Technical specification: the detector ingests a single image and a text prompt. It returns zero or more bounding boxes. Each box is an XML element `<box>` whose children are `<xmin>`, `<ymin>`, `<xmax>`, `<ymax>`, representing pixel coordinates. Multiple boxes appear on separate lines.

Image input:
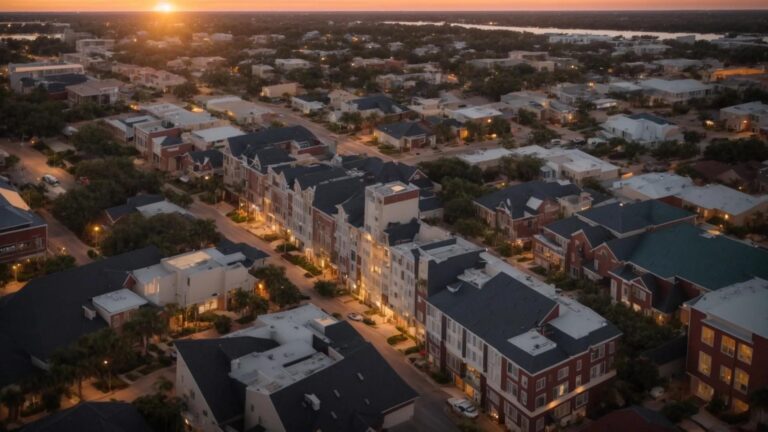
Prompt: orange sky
<box><xmin>1</xmin><ymin>0</ymin><xmax>766</xmax><ymax>11</ymax></box>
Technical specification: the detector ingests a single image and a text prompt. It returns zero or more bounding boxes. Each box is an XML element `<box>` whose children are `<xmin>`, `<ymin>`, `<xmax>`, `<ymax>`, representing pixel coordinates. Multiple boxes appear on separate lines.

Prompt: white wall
<box><xmin>382</xmin><ymin>402</ymin><xmax>416</xmax><ymax>429</ymax></box>
<box><xmin>244</xmin><ymin>389</ymin><xmax>285</xmax><ymax>432</ymax></box>
<box><xmin>176</xmin><ymin>354</ymin><xmax>222</xmax><ymax>432</ymax></box>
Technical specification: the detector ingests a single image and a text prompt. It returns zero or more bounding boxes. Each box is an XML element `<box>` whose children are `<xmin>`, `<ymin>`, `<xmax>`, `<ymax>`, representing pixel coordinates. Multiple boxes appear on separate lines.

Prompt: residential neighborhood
<box><xmin>1</xmin><ymin>8</ymin><xmax>768</xmax><ymax>432</ymax></box>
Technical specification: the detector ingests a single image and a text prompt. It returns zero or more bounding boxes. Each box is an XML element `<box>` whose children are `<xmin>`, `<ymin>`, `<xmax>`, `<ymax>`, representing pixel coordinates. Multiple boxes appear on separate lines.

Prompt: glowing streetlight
<box><xmin>12</xmin><ymin>263</ymin><xmax>21</xmax><ymax>281</ymax></box>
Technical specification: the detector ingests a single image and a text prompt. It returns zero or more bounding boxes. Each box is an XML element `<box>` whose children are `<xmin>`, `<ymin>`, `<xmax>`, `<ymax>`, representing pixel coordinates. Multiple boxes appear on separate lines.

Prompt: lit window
<box><xmin>719</xmin><ymin>366</ymin><xmax>732</xmax><ymax>384</ymax></box>
<box><xmin>721</xmin><ymin>336</ymin><xmax>736</xmax><ymax>357</ymax></box>
<box><xmin>737</xmin><ymin>344</ymin><xmax>752</xmax><ymax>365</ymax></box>
<box><xmin>734</xmin><ymin>369</ymin><xmax>749</xmax><ymax>393</ymax></box>
<box><xmin>553</xmin><ymin>383</ymin><xmax>569</xmax><ymax>399</ymax></box>
<box><xmin>698</xmin><ymin>351</ymin><xmax>711</xmax><ymax>376</ymax></box>
<box><xmin>701</xmin><ymin>326</ymin><xmax>714</xmax><ymax>346</ymax></box>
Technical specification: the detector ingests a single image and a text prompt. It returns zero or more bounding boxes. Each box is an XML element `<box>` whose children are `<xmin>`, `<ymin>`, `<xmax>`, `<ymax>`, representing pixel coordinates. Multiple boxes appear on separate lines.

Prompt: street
<box><xmin>186</xmin><ymin>199</ymin><xmax>503</xmax><ymax>432</ymax></box>
<box><xmin>0</xmin><ymin>139</ymin><xmax>93</xmax><ymax>264</ymax></box>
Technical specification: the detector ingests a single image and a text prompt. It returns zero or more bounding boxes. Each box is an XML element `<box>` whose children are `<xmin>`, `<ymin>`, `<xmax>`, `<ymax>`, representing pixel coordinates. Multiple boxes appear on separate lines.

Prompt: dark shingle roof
<box><xmin>384</xmin><ymin>218</ymin><xmax>421</xmax><ymax>245</ymax></box>
<box><xmin>582</xmin><ymin>405</ymin><xmax>676</xmax><ymax>432</ymax></box>
<box><xmin>0</xmin><ymin>247</ymin><xmax>163</xmax><ymax>386</ymax></box>
<box><xmin>251</xmin><ymin>147</ymin><xmax>295</xmax><ymax>173</ymax></box>
<box><xmin>174</xmin><ymin>337</ymin><xmax>279</xmax><ymax>426</ymax></box>
<box><xmin>274</xmin><ymin>164</ymin><xmax>334</xmax><ymax>188</ymax></box>
<box><xmin>270</xmin><ymin>343</ymin><xmax>417</xmax><ymax>432</ymax></box>
<box><xmin>474</xmin><ymin>181</ymin><xmax>582</xmax><ymax>219</ymax></box>
<box><xmin>0</xmin><ymin>180</ymin><xmax>46</xmax><ymax>233</ymax></box>
<box><xmin>351</xmin><ymin>94</ymin><xmax>409</xmax><ymax>115</ymax></box>
<box><xmin>227</xmin><ymin>126</ymin><xmax>318</xmax><ymax>158</ymax></box>
<box><xmin>577</xmin><ymin>200</ymin><xmax>693</xmax><ymax>235</ymax></box>
<box><xmin>641</xmin><ymin>335</ymin><xmax>687</xmax><ymax>366</ymax></box>
<box><xmin>312</xmin><ymin>177</ymin><xmax>365</xmax><ymax>215</ymax></box>
<box><xmin>605</xmin><ymin>223</ymin><xmax>768</xmax><ymax>291</ymax></box>
<box><xmin>338</xmin><ymin>189</ymin><xmax>366</xmax><ymax>228</ymax></box>
<box><xmin>342</xmin><ymin>157</ymin><xmax>426</xmax><ymax>188</ymax></box>
<box><xmin>544</xmin><ymin>216</ymin><xmax>593</xmax><ymax>239</ymax></box>
<box><xmin>20</xmin><ymin>402</ymin><xmax>153</xmax><ymax>432</ymax></box>
<box><xmin>105</xmin><ymin>194</ymin><xmax>165</xmax><ymax>223</ymax></box>
<box><xmin>429</xmin><ymin>272</ymin><xmax>620</xmax><ymax>373</ymax></box>
<box><xmin>187</xmin><ymin>149</ymin><xmax>224</xmax><ymax>168</ymax></box>
<box><xmin>215</xmin><ymin>239</ymin><xmax>269</xmax><ymax>268</ymax></box>
<box><xmin>375</xmin><ymin>121</ymin><xmax>432</xmax><ymax>139</ymax></box>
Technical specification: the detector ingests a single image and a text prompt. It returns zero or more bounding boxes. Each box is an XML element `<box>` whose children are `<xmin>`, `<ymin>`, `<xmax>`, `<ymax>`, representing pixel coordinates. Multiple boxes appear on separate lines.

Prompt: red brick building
<box><xmin>473</xmin><ymin>181</ymin><xmax>585</xmax><ymax>245</ymax></box>
<box><xmin>683</xmin><ymin>278</ymin><xmax>768</xmax><ymax>414</ymax></box>
<box><xmin>426</xmin><ymin>271</ymin><xmax>621</xmax><ymax>432</ymax></box>
<box><xmin>0</xmin><ymin>180</ymin><xmax>47</xmax><ymax>264</ymax></box>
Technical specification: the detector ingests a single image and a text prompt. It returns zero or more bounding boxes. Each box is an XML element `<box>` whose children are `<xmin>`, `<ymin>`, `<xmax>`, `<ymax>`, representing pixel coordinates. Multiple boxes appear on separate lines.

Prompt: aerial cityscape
<box><xmin>0</xmin><ymin>5</ymin><xmax>767</xmax><ymax>432</ymax></box>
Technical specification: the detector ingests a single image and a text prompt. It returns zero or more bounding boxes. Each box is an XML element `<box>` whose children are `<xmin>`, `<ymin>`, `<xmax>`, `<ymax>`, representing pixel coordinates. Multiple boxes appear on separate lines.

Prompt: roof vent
<box><xmin>333</xmin><ymin>389</ymin><xmax>340</xmax><ymax>398</ymax></box>
<box><xmin>82</xmin><ymin>305</ymin><xmax>97</xmax><ymax>320</ymax></box>
<box><xmin>357</xmin><ymin>372</ymin><xmax>365</xmax><ymax>381</ymax></box>
<box><xmin>447</xmin><ymin>282</ymin><xmax>461</xmax><ymax>294</ymax></box>
<box><xmin>304</xmin><ymin>393</ymin><xmax>321</xmax><ymax>411</ymax></box>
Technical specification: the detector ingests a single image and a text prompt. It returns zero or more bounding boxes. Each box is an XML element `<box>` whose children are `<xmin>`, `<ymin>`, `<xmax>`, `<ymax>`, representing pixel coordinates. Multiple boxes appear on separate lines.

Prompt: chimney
<box><xmin>304</xmin><ymin>393</ymin><xmax>321</xmax><ymax>411</ymax></box>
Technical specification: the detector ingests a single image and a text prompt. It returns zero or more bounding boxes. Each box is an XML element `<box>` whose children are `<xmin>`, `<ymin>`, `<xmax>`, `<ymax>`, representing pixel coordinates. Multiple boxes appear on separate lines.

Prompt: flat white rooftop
<box><xmin>457</xmin><ymin>148</ymin><xmax>513</xmax><ymax>165</ymax></box>
<box><xmin>691</xmin><ymin>278</ymin><xmax>768</xmax><ymax>340</ymax></box>
<box><xmin>612</xmin><ymin>172</ymin><xmax>693</xmax><ymax>199</ymax></box>
<box><xmin>92</xmin><ymin>288</ymin><xmax>147</xmax><ymax>314</ymax></box>
<box><xmin>676</xmin><ymin>184</ymin><xmax>768</xmax><ymax>216</ymax></box>
<box><xmin>508</xmin><ymin>329</ymin><xmax>556</xmax><ymax>356</ymax></box>
<box><xmin>191</xmin><ymin>125</ymin><xmax>245</xmax><ymax>143</ymax></box>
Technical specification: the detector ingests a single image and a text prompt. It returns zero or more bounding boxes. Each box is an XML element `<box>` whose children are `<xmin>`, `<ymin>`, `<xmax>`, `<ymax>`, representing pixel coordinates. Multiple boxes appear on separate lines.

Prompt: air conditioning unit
<box><xmin>82</xmin><ymin>305</ymin><xmax>97</xmax><ymax>320</ymax></box>
<box><xmin>304</xmin><ymin>393</ymin><xmax>320</xmax><ymax>411</ymax></box>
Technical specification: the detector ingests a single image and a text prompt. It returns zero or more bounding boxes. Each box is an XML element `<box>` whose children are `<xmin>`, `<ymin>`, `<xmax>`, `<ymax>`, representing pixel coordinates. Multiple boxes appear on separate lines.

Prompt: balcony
<box><xmin>533</xmin><ymin>234</ymin><xmax>565</xmax><ymax>256</ymax></box>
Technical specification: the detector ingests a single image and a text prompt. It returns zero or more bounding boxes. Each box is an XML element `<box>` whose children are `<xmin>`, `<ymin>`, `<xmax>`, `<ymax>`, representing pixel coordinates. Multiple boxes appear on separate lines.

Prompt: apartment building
<box><xmin>532</xmin><ymin>200</ymin><xmax>695</xmax><ymax>279</ymax></box>
<box><xmin>8</xmin><ymin>61</ymin><xmax>85</xmax><ymax>92</ymax></box>
<box><xmin>75</xmin><ymin>38</ymin><xmax>115</xmax><ymax>54</ymax></box>
<box><xmin>174</xmin><ymin>304</ymin><xmax>417</xmax><ymax>432</ymax></box>
<box><xmin>719</xmin><ymin>101</ymin><xmax>768</xmax><ymax>133</ymax></box>
<box><xmin>665</xmin><ymin>184</ymin><xmax>768</xmax><ymax>226</ymax></box>
<box><xmin>0</xmin><ymin>179</ymin><xmax>47</xmax><ymax>263</ymax></box>
<box><xmin>425</xmin><ymin>265</ymin><xmax>621</xmax><ymax>432</ymax></box>
<box><xmin>601</xmin><ymin>113</ymin><xmax>683</xmax><ymax>146</ymax></box>
<box><xmin>66</xmin><ymin>78</ymin><xmax>125</xmax><ymax>106</ymax></box>
<box><xmin>511</xmin><ymin>146</ymin><xmax>621</xmax><ymax>185</ymax></box>
<box><xmin>639</xmin><ymin>79</ymin><xmax>714</xmax><ymax>105</ymax></box>
<box><xmin>128</xmin><ymin>247</ymin><xmax>256</xmax><ymax>313</ymax></box>
<box><xmin>474</xmin><ymin>181</ymin><xmax>587</xmax><ymax>244</ymax></box>
<box><xmin>684</xmin><ymin>277</ymin><xmax>767</xmax><ymax>414</ymax></box>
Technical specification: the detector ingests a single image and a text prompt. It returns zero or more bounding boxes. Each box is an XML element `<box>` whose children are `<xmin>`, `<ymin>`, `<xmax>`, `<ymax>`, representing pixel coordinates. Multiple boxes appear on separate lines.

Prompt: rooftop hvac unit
<box><xmin>304</xmin><ymin>393</ymin><xmax>321</xmax><ymax>411</ymax></box>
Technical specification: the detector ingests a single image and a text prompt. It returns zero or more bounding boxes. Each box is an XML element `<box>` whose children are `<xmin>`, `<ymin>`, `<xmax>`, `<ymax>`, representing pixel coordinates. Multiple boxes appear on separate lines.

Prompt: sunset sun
<box><xmin>153</xmin><ymin>2</ymin><xmax>174</xmax><ymax>12</ymax></box>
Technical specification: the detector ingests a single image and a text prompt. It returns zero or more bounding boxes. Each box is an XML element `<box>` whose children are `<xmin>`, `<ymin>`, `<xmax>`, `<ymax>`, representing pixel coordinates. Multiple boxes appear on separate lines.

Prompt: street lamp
<box><xmin>12</xmin><ymin>263</ymin><xmax>21</xmax><ymax>281</ymax></box>
<box><xmin>103</xmin><ymin>359</ymin><xmax>112</xmax><ymax>393</ymax></box>
<box><xmin>93</xmin><ymin>225</ymin><xmax>102</xmax><ymax>247</ymax></box>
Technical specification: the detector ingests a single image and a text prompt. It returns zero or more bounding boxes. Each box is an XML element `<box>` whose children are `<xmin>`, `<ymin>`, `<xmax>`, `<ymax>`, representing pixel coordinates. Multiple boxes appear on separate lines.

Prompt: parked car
<box><xmin>347</xmin><ymin>312</ymin><xmax>364</xmax><ymax>322</ymax></box>
<box><xmin>447</xmin><ymin>398</ymin><xmax>479</xmax><ymax>419</ymax></box>
<box><xmin>42</xmin><ymin>174</ymin><xmax>60</xmax><ymax>185</ymax></box>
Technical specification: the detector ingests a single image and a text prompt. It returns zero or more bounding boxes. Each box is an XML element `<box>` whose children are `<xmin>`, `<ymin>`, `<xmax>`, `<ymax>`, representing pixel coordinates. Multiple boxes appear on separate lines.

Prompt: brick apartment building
<box><xmin>0</xmin><ymin>179</ymin><xmax>47</xmax><ymax>263</ymax></box>
<box><xmin>683</xmin><ymin>278</ymin><xmax>767</xmax><ymax>414</ymax></box>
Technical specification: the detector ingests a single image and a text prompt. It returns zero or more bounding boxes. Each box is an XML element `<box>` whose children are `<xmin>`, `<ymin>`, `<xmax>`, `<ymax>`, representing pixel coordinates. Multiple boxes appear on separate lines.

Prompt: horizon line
<box><xmin>2</xmin><ymin>8</ymin><xmax>768</xmax><ymax>12</ymax></box>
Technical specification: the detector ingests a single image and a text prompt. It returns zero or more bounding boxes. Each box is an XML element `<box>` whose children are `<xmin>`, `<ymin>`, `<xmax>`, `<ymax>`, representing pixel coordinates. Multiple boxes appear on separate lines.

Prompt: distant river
<box><xmin>383</xmin><ymin>21</ymin><xmax>723</xmax><ymax>41</ymax></box>
<box><xmin>0</xmin><ymin>33</ymin><xmax>64</xmax><ymax>40</ymax></box>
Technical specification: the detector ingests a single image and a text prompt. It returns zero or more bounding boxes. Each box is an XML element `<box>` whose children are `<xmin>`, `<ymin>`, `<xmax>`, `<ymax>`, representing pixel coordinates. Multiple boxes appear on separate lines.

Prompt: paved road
<box><xmin>0</xmin><ymin>139</ymin><xmax>92</xmax><ymax>264</ymax></box>
<box><xmin>186</xmin><ymin>199</ymin><xmax>487</xmax><ymax>432</ymax></box>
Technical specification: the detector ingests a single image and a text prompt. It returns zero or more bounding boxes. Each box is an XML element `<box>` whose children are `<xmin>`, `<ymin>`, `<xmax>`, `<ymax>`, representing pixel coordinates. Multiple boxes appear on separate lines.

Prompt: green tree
<box><xmin>100</xmin><ymin>213</ymin><xmax>220</xmax><ymax>257</ymax></box>
<box><xmin>0</xmin><ymin>387</ymin><xmax>24</xmax><ymax>422</ymax></box>
<box><xmin>123</xmin><ymin>308</ymin><xmax>168</xmax><ymax>356</ymax></box>
<box><xmin>172</xmin><ymin>81</ymin><xmax>198</xmax><ymax>100</ymax></box>
<box><xmin>133</xmin><ymin>393</ymin><xmax>186</xmax><ymax>432</ymax></box>
<box><xmin>313</xmin><ymin>280</ymin><xmax>338</xmax><ymax>297</ymax></box>
<box><xmin>71</xmin><ymin>122</ymin><xmax>124</xmax><ymax>156</ymax></box>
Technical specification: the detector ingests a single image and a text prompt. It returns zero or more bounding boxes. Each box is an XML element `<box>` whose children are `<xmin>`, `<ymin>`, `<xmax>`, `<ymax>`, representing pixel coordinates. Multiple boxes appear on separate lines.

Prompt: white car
<box><xmin>447</xmin><ymin>398</ymin><xmax>479</xmax><ymax>419</ymax></box>
<box><xmin>42</xmin><ymin>174</ymin><xmax>60</xmax><ymax>186</ymax></box>
<box><xmin>347</xmin><ymin>312</ymin><xmax>364</xmax><ymax>322</ymax></box>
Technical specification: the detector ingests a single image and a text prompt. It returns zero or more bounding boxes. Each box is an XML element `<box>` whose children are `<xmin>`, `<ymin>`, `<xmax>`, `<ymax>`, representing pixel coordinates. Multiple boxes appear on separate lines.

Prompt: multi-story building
<box><xmin>0</xmin><ymin>179</ymin><xmax>47</xmax><ymax>263</ymax></box>
<box><xmin>683</xmin><ymin>277</ymin><xmax>767</xmax><ymax>414</ymax></box>
<box><xmin>128</xmin><ymin>247</ymin><xmax>257</xmax><ymax>313</ymax></box>
<box><xmin>66</xmin><ymin>78</ymin><xmax>125</xmax><ymax>106</ymax></box>
<box><xmin>175</xmin><ymin>304</ymin><xmax>417</xmax><ymax>432</ymax></box>
<box><xmin>719</xmin><ymin>101</ymin><xmax>768</xmax><ymax>133</ymax></box>
<box><xmin>425</xmin><ymin>260</ymin><xmax>621</xmax><ymax>432</ymax></box>
<box><xmin>473</xmin><ymin>180</ymin><xmax>588</xmax><ymax>245</ymax></box>
<box><xmin>532</xmin><ymin>200</ymin><xmax>695</xmax><ymax>279</ymax></box>
<box><xmin>601</xmin><ymin>113</ymin><xmax>684</xmax><ymax>146</ymax></box>
<box><xmin>74</xmin><ymin>38</ymin><xmax>115</xmax><ymax>54</ymax></box>
<box><xmin>8</xmin><ymin>61</ymin><xmax>85</xmax><ymax>92</ymax></box>
<box><xmin>639</xmin><ymin>79</ymin><xmax>713</xmax><ymax>104</ymax></box>
<box><xmin>511</xmin><ymin>146</ymin><xmax>621</xmax><ymax>185</ymax></box>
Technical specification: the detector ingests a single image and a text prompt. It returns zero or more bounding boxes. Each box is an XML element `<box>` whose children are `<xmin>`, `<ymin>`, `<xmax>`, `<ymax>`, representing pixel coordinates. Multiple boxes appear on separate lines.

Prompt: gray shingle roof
<box><xmin>351</xmin><ymin>94</ymin><xmax>409</xmax><ymax>115</ymax></box>
<box><xmin>19</xmin><ymin>402</ymin><xmax>154</xmax><ymax>432</ymax></box>
<box><xmin>105</xmin><ymin>194</ymin><xmax>165</xmax><ymax>223</ymax></box>
<box><xmin>577</xmin><ymin>200</ymin><xmax>693</xmax><ymax>235</ymax></box>
<box><xmin>313</xmin><ymin>177</ymin><xmax>365</xmax><ymax>216</ymax></box>
<box><xmin>187</xmin><ymin>149</ymin><xmax>224</xmax><ymax>169</ymax></box>
<box><xmin>474</xmin><ymin>181</ymin><xmax>581</xmax><ymax>219</ymax></box>
<box><xmin>0</xmin><ymin>247</ymin><xmax>164</xmax><ymax>386</ymax></box>
<box><xmin>227</xmin><ymin>126</ymin><xmax>319</xmax><ymax>158</ymax></box>
<box><xmin>375</xmin><ymin>121</ymin><xmax>431</xmax><ymax>139</ymax></box>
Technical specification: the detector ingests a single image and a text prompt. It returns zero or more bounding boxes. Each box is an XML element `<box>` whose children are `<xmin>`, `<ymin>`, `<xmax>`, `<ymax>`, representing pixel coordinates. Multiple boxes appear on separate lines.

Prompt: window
<box><xmin>721</xmin><ymin>336</ymin><xmax>736</xmax><ymax>357</ymax></box>
<box><xmin>554</xmin><ymin>401</ymin><xmax>571</xmax><ymax>419</ymax></box>
<box><xmin>520</xmin><ymin>417</ymin><xmax>529</xmax><ymax>432</ymax></box>
<box><xmin>520</xmin><ymin>391</ymin><xmax>528</xmax><ymax>406</ymax></box>
<box><xmin>575</xmin><ymin>375</ymin><xmax>582</xmax><ymax>387</ymax></box>
<box><xmin>536</xmin><ymin>418</ymin><xmax>545</xmax><ymax>431</ymax></box>
<box><xmin>521</xmin><ymin>375</ymin><xmax>528</xmax><ymax>389</ymax></box>
<box><xmin>701</xmin><ymin>326</ymin><xmax>714</xmax><ymax>346</ymax></box>
<box><xmin>536</xmin><ymin>377</ymin><xmax>546</xmax><ymax>391</ymax></box>
<box><xmin>535</xmin><ymin>394</ymin><xmax>547</xmax><ymax>409</ymax></box>
<box><xmin>553</xmin><ymin>383</ymin><xmax>569</xmax><ymax>399</ymax></box>
<box><xmin>720</xmin><ymin>366</ymin><xmax>733</xmax><ymax>384</ymax></box>
<box><xmin>507</xmin><ymin>362</ymin><xmax>519</xmax><ymax>381</ymax></box>
<box><xmin>698</xmin><ymin>352</ymin><xmax>712</xmax><ymax>376</ymax></box>
<box><xmin>507</xmin><ymin>381</ymin><xmax>519</xmax><ymax>398</ymax></box>
<box><xmin>590</xmin><ymin>345</ymin><xmax>605</xmax><ymax>361</ymax></box>
<box><xmin>609</xmin><ymin>341</ymin><xmax>615</xmax><ymax>355</ymax></box>
<box><xmin>575</xmin><ymin>392</ymin><xmax>588</xmax><ymax>408</ymax></box>
<box><xmin>505</xmin><ymin>402</ymin><xmax>517</xmax><ymax>424</ymax></box>
<box><xmin>734</xmin><ymin>369</ymin><xmax>749</xmax><ymax>393</ymax></box>
<box><xmin>738</xmin><ymin>344</ymin><xmax>753</xmax><ymax>365</ymax></box>
<box><xmin>558</xmin><ymin>367</ymin><xmax>569</xmax><ymax>380</ymax></box>
<box><xmin>576</xmin><ymin>359</ymin><xmax>582</xmax><ymax>371</ymax></box>
<box><xmin>590</xmin><ymin>363</ymin><xmax>605</xmax><ymax>380</ymax></box>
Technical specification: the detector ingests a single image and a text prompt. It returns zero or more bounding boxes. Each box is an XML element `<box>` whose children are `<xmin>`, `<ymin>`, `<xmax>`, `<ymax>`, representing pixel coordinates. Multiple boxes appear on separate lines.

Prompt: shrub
<box><xmin>662</xmin><ymin>399</ymin><xmax>698</xmax><ymax>423</ymax></box>
<box><xmin>497</xmin><ymin>243</ymin><xmax>513</xmax><ymax>257</ymax></box>
<box><xmin>387</xmin><ymin>334</ymin><xmax>408</xmax><ymax>345</ymax></box>
<box><xmin>363</xmin><ymin>317</ymin><xmax>376</xmax><ymax>326</ymax></box>
<box><xmin>314</xmin><ymin>280</ymin><xmax>338</xmax><ymax>297</ymax></box>
<box><xmin>404</xmin><ymin>345</ymin><xmax>422</xmax><ymax>355</ymax></box>
<box><xmin>430</xmin><ymin>370</ymin><xmax>451</xmax><ymax>384</ymax></box>
<box><xmin>214</xmin><ymin>315</ymin><xmax>232</xmax><ymax>334</ymax></box>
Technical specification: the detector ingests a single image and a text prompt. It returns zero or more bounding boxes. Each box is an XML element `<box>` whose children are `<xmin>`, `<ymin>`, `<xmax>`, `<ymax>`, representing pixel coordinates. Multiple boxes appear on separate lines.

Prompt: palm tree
<box><xmin>124</xmin><ymin>308</ymin><xmax>168</xmax><ymax>356</ymax></box>
<box><xmin>232</xmin><ymin>289</ymin><xmax>251</xmax><ymax>317</ymax></box>
<box><xmin>248</xmin><ymin>294</ymin><xmax>269</xmax><ymax>318</ymax></box>
<box><xmin>50</xmin><ymin>345</ymin><xmax>91</xmax><ymax>401</ymax></box>
<box><xmin>163</xmin><ymin>303</ymin><xmax>182</xmax><ymax>331</ymax></box>
<box><xmin>0</xmin><ymin>386</ymin><xmax>24</xmax><ymax>422</ymax></box>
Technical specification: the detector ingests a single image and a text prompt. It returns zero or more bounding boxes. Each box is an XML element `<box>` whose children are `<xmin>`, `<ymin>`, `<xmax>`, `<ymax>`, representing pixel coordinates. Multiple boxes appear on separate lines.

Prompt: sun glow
<box><xmin>153</xmin><ymin>2</ymin><xmax>174</xmax><ymax>12</ymax></box>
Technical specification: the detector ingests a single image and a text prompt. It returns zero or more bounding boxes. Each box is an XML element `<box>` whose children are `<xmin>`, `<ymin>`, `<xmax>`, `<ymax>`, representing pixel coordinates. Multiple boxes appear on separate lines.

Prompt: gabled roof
<box><xmin>429</xmin><ymin>272</ymin><xmax>620</xmax><ymax>373</ymax></box>
<box><xmin>251</xmin><ymin>147</ymin><xmax>295</xmax><ymax>173</ymax></box>
<box><xmin>227</xmin><ymin>126</ymin><xmax>318</xmax><ymax>158</ymax></box>
<box><xmin>187</xmin><ymin>149</ymin><xmax>224</xmax><ymax>169</ymax></box>
<box><xmin>384</xmin><ymin>218</ymin><xmax>421</xmax><ymax>245</ymax></box>
<box><xmin>604</xmin><ymin>223</ymin><xmax>768</xmax><ymax>291</ymax></box>
<box><xmin>0</xmin><ymin>247</ymin><xmax>164</xmax><ymax>386</ymax></box>
<box><xmin>270</xmin><ymin>342</ymin><xmax>417</xmax><ymax>432</ymax></box>
<box><xmin>295</xmin><ymin>167</ymin><xmax>349</xmax><ymax>190</ymax></box>
<box><xmin>0</xmin><ymin>179</ymin><xmax>46</xmax><ymax>233</ymax></box>
<box><xmin>375</xmin><ymin>121</ymin><xmax>432</xmax><ymax>139</ymax></box>
<box><xmin>175</xmin><ymin>337</ymin><xmax>279</xmax><ymax>426</ymax></box>
<box><xmin>577</xmin><ymin>200</ymin><xmax>693</xmax><ymax>235</ymax></box>
<box><xmin>341</xmin><ymin>156</ymin><xmax>432</xmax><ymax>189</ymax></box>
<box><xmin>19</xmin><ymin>402</ymin><xmax>154</xmax><ymax>432</ymax></box>
<box><xmin>350</xmin><ymin>94</ymin><xmax>409</xmax><ymax>115</ymax></box>
<box><xmin>474</xmin><ymin>180</ymin><xmax>581</xmax><ymax>219</ymax></box>
<box><xmin>338</xmin><ymin>189</ymin><xmax>366</xmax><ymax>228</ymax></box>
<box><xmin>274</xmin><ymin>164</ymin><xmax>334</xmax><ymax>189</ymax></box>
<box><xmin>105</xmin><ymin>194</ymin><xmax>165</xmax><ymax>223</ymax></box>
<box><xmin>312</xmin><ymin>177</ymin><xmax>365</xmax><ymax>215</ymax></box>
